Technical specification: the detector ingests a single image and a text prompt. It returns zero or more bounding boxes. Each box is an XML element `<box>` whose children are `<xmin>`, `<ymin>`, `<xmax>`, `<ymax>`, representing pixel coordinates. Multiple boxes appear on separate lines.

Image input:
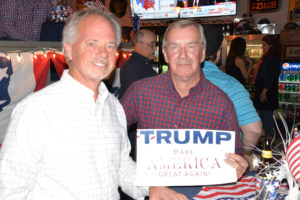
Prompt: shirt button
<box><xmin>174</xmin><ymin>124</ymin><xmax>178</xmax><ymax>128</ymax></box>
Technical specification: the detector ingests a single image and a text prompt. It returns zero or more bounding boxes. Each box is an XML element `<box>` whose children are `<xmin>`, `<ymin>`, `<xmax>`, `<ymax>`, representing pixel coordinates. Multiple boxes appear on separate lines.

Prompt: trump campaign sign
<box><xmin>136</xmin><ymin>129</ymin><xmax>237</xmax><ymax>186</ymax></box>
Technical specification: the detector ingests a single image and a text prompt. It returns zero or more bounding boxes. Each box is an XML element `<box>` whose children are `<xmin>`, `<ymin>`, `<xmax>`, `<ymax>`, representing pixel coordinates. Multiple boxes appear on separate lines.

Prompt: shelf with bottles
<box><xmin>279</xmin><ymin>102</ymin><xmax>300</xmax><ymax>106</ymax></box>
<box><xmin>278</xmin><ymin>84</ymin><xmax>300</xmax><ymax>96</ymax></box>
<box><xmin>279</xmin><ymin>81</ymin><xmax>300</xmax><ymax>84</ymax></box>
<box><xmin>279</xmin><ymin>91</ymin><xmax>300</xmax><ymax>94</ymax></box>
<box><xmin>278</xmin><ymin>93</ymin><xmax>300</xmax><ymax>104</ymax></box>
<box><xmin>279</xmin><ymin>70</ymin><xmax>300</xmax><ymax>82</ymax></box>
<box><xmin>278</xmin><ymin>69</ymin><xmax>300</xmax><ymax>94</ymax></box>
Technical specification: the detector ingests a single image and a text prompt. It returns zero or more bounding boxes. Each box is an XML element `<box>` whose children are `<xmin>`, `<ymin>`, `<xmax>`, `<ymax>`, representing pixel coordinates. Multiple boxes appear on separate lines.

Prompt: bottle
<box><xmin>261</xmin><ymin>138</ymin><xmax>273</xmax><ymax>166</ymax></box>
<box><xmin>256</xmin><ymin>137</ymin><xmax>277</xmax><ymax>200</ymax></box>
<box><xmin>283</xmin><ymin>71</ymin><xmax>287</xmax><ymax>81</ymax></box>
<box><xmin>256</xmin><ymin>138</ymin><xmax>273</xmax><ymax>175</ymax></box>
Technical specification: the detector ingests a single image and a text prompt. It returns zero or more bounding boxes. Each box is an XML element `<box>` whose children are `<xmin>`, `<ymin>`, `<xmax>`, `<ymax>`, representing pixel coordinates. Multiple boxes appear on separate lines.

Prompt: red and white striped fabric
<box><xmin>193</xmin><ymin>175</ymin><xmax>288</xmax><ymax>200</ymax></box>
<box><xmin>194</xmin><ymin>176</ymin><xmax>256</xmax><ymax>199</ymax></box>
<box><xmin>0</xmin><ymin>52</ymin><xmax>67</xmax><ymax>145</ymax></box>
<box><xmin>286</xmin><ymin>137</ymin><xmax>300</xmax><ymax>181</ymax></box>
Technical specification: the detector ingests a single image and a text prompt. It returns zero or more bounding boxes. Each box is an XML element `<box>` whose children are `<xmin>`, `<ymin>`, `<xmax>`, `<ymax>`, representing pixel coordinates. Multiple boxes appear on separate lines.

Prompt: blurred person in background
<box><xmin>225</xmin><ymin>37</ymin><xmax>253</xmax><ymax>86</ymax></box>
<box><xmin>119</xmin><ymin>29</ymin><xmax>157</xmax><ymax>99</ymax></box>
<box><xmin>118</xmin><ymin>29</ymin><xmax>158</xmax><ymax>165</ymax></box>
<box><xmin>203</xmin><ymin>25</ymin><xmax>262</xmax><ymax>155</ymax></box>
<box><xmin>253</xmin><ymin>35</ymin><xmax>281</xmax><ymax>138</ymax></box>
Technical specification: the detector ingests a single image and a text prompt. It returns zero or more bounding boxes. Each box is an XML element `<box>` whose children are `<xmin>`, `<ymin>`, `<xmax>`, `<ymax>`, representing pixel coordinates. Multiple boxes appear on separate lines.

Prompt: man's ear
<box><xmin>216</xmin><ymin>49</ymin><xmax>221</xmax><ymax>61</ymax></box>
<box><xmin>200</xmin><ymin>48</ymin><xmax>206</xmax><ymax>63</ymax></box>
<box><xmin>64</xmin><ymin>43</ymin><xmax>72</xmax><ymax>61</ymax></box>
<box><xmin>162</xmin><ymin>48</ymin><xmax>169</xmax><ymax>63</ymax></box>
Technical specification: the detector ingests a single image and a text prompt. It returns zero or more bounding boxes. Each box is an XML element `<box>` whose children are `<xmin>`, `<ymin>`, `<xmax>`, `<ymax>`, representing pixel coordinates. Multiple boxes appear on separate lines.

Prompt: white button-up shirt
<box><xmin>0</xmin><ymin>71</ymin><xmax>148</xmax><ymax>200</ymax></box>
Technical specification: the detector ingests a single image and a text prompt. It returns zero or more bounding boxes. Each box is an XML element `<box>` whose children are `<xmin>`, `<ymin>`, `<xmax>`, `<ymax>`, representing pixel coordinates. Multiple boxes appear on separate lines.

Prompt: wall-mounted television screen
<box><xmin>130</xmin><ymin>0</ymin><xmax>237</xmax><ymax>20</ymax></box>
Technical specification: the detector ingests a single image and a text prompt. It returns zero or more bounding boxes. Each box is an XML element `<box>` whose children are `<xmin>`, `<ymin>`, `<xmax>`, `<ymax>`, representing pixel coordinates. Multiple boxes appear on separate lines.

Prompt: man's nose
<box><xmin>96</xmin><ymin>45</ymin><xmax>108</xmax><ymax>57</ymax></box>
<box><xmin>179</xmin><ymin>46</ymin><xmax>188</xmax><ymax>58</ymax></box>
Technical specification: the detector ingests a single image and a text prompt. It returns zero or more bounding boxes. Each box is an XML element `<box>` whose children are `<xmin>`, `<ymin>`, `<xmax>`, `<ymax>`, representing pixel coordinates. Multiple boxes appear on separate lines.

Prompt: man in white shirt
<box><xmin>0</xmin><ymin>8</ymin><xmax>187</xmax><ymax>200</ymax></box>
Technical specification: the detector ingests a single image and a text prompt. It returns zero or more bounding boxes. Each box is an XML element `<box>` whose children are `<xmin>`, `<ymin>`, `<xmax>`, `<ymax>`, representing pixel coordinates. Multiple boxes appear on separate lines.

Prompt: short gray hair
<box><xmin>132</xmin><ymin>30</ymin><xmax>145</xmax><ymax>45</ymax></box>
<box><xmin>62</xmin><ymin>8</ymin><xmax>121</xmax><ymax>61</ymax></box>
<box><xmin>162</xmin><ymin>20</ymin><xmax>206</xmax><ymax>50</ymax></box>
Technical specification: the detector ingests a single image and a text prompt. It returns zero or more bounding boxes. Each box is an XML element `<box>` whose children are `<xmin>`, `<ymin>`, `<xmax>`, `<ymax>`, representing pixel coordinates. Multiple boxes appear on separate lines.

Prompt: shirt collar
<box><xmin>61</xmin><ymin>70</ymin><xmax>109</xmax><ymax>104</ymax></box>
<box><xmin>165</xmin><ymin>68</ymin><xmax>206</xmax><ymax>99</ymax></box>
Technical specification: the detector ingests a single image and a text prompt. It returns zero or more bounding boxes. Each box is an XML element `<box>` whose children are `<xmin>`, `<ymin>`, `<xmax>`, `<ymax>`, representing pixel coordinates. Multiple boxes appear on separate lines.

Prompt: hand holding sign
<box><xmin>224</xmin><ymin>153</ymin><xmax>248</xmax><ymax>180</ymax></box>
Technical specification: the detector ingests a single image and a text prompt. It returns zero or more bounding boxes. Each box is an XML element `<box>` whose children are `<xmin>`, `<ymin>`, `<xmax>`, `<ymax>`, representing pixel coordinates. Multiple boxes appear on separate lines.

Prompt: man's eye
<box><xmin>170</xmin><ymin>44</ymin><xmax>178</xmax><ymax>49</ymax></box>
<box><xmin>107</xmin><ymin>44</ymin><xmax>116</xmax><ymax>49</ymax></box>
<box><xmin>188</xmin><ymin>44</ymin><xmax>195</xmax><ymax>49</ymax></box>
<box><xmin>88</xmin><ymin>42</ymin><xmax>95</xmax><ymax>47</ymax></box>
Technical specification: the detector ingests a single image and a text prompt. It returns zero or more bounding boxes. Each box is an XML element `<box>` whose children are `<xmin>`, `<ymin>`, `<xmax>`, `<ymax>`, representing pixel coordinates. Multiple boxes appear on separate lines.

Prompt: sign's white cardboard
<box><xmin>136</xmin><ymin>129</ymin><xmax>237</xmax><ymax>186</ymax></box>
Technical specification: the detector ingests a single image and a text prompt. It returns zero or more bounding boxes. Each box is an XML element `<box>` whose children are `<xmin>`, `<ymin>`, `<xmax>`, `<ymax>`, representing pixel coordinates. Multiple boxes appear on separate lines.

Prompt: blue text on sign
<box><xmin>139</xmin><ymin>130</ymin><xmax>231</xmax><ymax>145</ymax></box>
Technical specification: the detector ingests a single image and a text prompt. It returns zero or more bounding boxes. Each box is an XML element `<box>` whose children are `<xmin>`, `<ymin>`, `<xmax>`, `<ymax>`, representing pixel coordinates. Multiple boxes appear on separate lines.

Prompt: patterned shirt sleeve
<box><xmin>120</xmin><ymin>82</ymin><xmax>139</xmax><ymax>126</ymax></box>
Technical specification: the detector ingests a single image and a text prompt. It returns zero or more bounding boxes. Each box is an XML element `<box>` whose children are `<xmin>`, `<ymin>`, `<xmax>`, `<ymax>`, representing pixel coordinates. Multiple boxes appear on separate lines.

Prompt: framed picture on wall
<box><xmin>288</xmin><ymin>0</ymin><xmax>300</xmax><ymax>21</ymax></box>
<box><xmin>283</xmin><ymin>44</ymin><xmax>300</xmax><ymax>59</ymax></box>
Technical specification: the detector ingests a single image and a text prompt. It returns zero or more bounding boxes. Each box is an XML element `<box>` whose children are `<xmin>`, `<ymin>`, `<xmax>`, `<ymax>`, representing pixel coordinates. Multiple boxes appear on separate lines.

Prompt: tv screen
<box><xmin>130</xmin><ymin>0</ymin><xmax>237</xmax><ymax>20</ymax></box>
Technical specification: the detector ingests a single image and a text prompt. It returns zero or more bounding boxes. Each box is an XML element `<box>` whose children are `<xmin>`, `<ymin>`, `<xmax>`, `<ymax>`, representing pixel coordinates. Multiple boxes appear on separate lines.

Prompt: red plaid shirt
<box><xmin>121</xmin><ymin>69</ymin><xmax>243</xmax><ymax>155</ymax></box>
<box><xmin>0</xmin><ymin>0</ymin><xmax>55</xmax><ymax>40</ymax></box>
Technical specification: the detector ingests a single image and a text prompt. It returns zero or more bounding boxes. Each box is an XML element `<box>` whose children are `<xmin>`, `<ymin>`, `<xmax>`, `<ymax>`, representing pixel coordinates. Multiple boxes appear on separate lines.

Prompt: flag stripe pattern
<box><xmin>286</xmin><ymin>137</ymin><xmax>300</xmax><ymax>181</ymax></box>
<box><xmin>194</xmin><ymin>176</ymin><xmax>256</xmax><ymax>199</ymax></box>
<box><xmin>194</xmin><ymin>175</ymin><xmax>288</xmax><ymax>199</ymax></box>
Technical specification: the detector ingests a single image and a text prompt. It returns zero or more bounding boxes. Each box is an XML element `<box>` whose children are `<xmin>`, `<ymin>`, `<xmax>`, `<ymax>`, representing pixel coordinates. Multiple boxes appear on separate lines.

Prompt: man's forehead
<box><xmin>144</xmin><ymin>32</ymin><xmax>156</xmax><ymax>41</ymax></box>
<box><xmin>167</xmin><ymin>38</ymin><xmax>200</xmax><ymax>45</ymax></box>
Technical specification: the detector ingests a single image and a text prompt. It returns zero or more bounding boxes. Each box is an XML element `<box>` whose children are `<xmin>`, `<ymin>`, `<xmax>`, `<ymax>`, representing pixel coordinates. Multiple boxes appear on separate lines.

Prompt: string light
<box><xmin>5</xmin><ymin>52</ymin><xmax>10</xmax><ymax>60</ymax></box>
<box><xmin>1</xmin><ymin>49</ymin><xmax>62</xmax><ymax>63</ymax></box>
<box><xmin>33</xmin><ymin>52</ymin><xmax>37</xmax><ymax>60</ymax></box>
<box><xmin>17</xmin><ymin>53</ymin><xmax>21</xmax><ymax>62</ymax></box>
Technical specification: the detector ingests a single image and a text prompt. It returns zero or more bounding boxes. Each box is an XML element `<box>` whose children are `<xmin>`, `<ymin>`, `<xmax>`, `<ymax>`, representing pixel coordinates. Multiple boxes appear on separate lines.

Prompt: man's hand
<box><xmin>224</xmin><ymin>153</ymin><xmax>248</xmax><ymax>180</ymax></box>
<box><xmin>149</xmin><ymin>186</ymin><xmax>188</xmax><ymax>200</ymax></box>
<box><xmin>259</xmin><ymin>89</ymin><xmax>268</xmax><ymax>103</ymax></box>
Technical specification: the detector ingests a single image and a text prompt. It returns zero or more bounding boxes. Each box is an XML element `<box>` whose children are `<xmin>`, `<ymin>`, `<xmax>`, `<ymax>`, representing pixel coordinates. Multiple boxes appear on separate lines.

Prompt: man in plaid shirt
<box><xmin>121</xmin><ymin>20</ymin><xmax>249</xmax><ymax>199</ymax></box>
<box><xmin>0</xmin><ymin>0</ymin><xmax>56</xmax><ymax>40</ymax></box>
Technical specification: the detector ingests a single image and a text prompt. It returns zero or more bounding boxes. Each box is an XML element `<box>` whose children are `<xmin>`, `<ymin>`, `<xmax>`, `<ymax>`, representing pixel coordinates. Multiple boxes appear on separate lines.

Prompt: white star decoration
<box><xmin>0</xmin><ymin>67</ymin><xmax>8</xmax><ymax>82</ymax></box>
<box><xmin>253</xmin><ymin>156</ymin><xmax>261</xmax><ymax>167</ymax></box>
<box><xmin>266</xmin><ymin>184</ymin><xmax>275</xmax><ymax>193</ymax></box>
